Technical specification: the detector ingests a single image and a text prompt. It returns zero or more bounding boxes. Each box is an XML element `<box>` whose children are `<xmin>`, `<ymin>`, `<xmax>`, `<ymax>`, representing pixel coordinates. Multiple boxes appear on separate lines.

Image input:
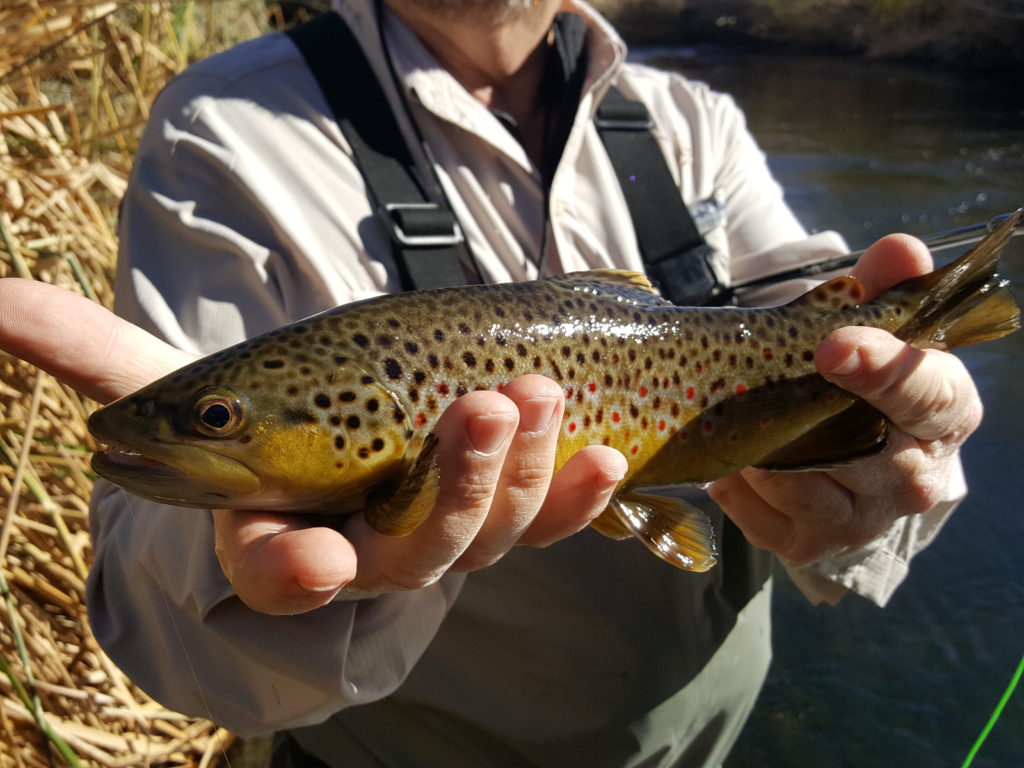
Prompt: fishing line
<box><xmin>960</xmin><ymin>652</ymin><xmax>1024</xmax><ymax>768</ymax></box>
<box><xmin>118</xmin><ymin>488</ymin><xmax>232</xmax><ymax>768</ymax></box>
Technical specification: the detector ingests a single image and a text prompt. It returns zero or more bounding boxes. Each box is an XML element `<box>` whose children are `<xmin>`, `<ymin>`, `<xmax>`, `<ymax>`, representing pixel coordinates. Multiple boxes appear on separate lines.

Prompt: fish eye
<box><xmin>193</xmin><ymin>389</ymin><xmax>247</xmax><ymax>438</ymax></box>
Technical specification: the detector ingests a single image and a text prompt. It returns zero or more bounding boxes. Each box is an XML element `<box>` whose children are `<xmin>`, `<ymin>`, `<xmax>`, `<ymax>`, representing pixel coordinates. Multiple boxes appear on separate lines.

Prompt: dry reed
<box><xmin>0</xmin><ymin>2</ymin><xmax>274</xmax><ymax>765</ymax></box>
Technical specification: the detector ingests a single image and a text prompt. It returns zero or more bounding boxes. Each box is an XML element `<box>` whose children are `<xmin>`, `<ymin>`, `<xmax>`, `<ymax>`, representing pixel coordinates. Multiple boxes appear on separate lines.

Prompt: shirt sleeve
<box><xmin>86</xmin><ymin>45</ymin><xmax>463</xmax><ymax>737</ymax></box>
<box><xmin>692</xmin><ymin>82</ymin><xmax>963</xmax><ymax>607</ymax></box>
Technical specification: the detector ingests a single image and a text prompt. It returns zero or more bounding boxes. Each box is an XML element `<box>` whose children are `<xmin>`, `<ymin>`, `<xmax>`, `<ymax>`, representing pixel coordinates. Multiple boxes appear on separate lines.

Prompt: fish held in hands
<box><xmin>89</xmin><ymin>211</ymin><xmax>1022</xmax><ymax>572</ymax></box>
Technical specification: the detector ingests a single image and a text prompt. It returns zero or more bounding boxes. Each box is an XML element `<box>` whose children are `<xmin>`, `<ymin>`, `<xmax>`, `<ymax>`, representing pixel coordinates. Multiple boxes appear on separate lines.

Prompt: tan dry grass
<box><xmin>0</xmin><ymin>2</ymin><xmax>272</xmax><ymax>765</ymax></box>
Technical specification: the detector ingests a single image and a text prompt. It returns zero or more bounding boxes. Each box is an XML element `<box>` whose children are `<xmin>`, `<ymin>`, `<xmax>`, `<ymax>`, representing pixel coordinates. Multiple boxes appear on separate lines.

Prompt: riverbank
<box><xmin>592</xmin><ymin>0</ymin><xmax>1024</xmax><ymax>70</ymax></box>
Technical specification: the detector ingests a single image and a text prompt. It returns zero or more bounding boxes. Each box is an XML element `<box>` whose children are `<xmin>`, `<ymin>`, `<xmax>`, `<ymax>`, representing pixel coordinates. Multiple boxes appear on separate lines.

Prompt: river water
<box><xmin>636</xmin><ymin>49</ymin><xmax>1024</xmax><ymax>767</ymax></box>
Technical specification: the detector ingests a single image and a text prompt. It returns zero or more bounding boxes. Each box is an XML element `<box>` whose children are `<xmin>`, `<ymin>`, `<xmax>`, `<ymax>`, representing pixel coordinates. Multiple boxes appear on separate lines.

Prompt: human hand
<box><xmin>709</xmin><ymin>235</ymin><xmax>982</xmax><ymax>563</ymax></box>
<box><xmin>0</xmin><ymin>279</ymin><xmax>627</xmax><ymax>613</ymax></box>
<box><xmin>215</xmin><ymin>374</ymin><xmax>627</xmax><ymax>612</ymax></box>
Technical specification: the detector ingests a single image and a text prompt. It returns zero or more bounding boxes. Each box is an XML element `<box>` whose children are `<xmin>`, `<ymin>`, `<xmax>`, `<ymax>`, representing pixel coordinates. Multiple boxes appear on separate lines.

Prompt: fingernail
<box><xmin>518</xmin><ymin>396</ymin><xmax>558</xmax><ymax>433</ymax></box>
<box><xmin>467</xmin><ymin>412</ymin><xmax>516</xmax><ymax>455</ymax></box>
<box><xmin>820</xmin><ymin>348</ymin><xmax>861</xmax><ymax>378</ymax></box>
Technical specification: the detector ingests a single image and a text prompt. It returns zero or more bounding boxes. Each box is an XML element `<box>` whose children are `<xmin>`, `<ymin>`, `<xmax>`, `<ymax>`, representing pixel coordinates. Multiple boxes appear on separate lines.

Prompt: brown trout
<box><xmin>89</xmin><ymin>211</ymin><xmax>1021</xmax><ymax>572</ymax></box>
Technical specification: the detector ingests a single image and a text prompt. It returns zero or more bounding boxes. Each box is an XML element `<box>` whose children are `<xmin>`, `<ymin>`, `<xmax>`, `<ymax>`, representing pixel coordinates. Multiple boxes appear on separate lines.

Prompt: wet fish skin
<box><xmin>88</xmin><ymin>211</ymin><xmax>1021</xmax><ymax>572</ymax></box>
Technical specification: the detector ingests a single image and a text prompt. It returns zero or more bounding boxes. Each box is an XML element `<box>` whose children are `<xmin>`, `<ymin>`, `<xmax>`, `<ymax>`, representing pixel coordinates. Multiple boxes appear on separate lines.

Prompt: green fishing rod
<box><xmin>724</xmin><ymin>209</ymin><xmax>1024</xmax><ymax>305</ymax></box>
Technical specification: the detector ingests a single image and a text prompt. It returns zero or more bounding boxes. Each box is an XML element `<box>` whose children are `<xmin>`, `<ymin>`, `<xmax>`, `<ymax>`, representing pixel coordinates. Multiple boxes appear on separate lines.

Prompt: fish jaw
<box><xmin>90</xmin><ymin>440</ymin><xmax>262</xmax><ymax>508</ymax></box>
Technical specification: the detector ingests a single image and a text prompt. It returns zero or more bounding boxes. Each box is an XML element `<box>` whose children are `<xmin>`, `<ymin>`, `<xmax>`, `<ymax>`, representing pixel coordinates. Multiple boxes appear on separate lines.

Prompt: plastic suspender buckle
<box><xmin>382</xmin><ymin>203</ymin><xmax>464</xmax><ymax>248</ymax></box>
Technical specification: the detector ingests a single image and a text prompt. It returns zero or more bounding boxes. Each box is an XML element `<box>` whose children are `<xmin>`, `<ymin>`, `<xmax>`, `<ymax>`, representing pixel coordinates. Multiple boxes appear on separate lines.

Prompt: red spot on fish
<box><xmin>565</xmin><ymin>387</ymin><xmax>574</xmax><ymax>399</ymax></box>
<box><xmin>658</xmin><ymin>420</ymin><xmax>666</xmax><ymax>431</ymax></box>
<box><xmin>763</xmin><ymin>348</ymin><xmax>774</xmax><ymax>361</ymax></box>
<box><xmin>686</xmin><ymin>387</ymin><xmax>696</xmax><ymax>400</ymax></box>
<box><xmin>568</xmin><ymin>422</ymin><xmax>577</xmax><ymax>433</ymax></box>
<box><xmin>695</xmin><ymin>363</ymin><xmax>703</xmax><ymax>373</ymax></box>
<box><xmin>639</xmin><ymin>386</ymin><xmax>648</xmax><ymax>398</ymax></box>
<box><xmin>736</xmin><ymin>384</ymin><xmax>746</xmax><ymax>396</ymax></box>
<box><xmin>612</xmin><ymin>411</ymin><xmax>622</xmax><ymax>423</ymax></box>
<box><xmin>588</xmin><ymin>381</ymin><xmax>597</xmax><ymax>393</ymax></box>
<box><xmin>437</xmin><ymin>383</ymin><xmax>450</xmax><ymax>395</ymax></box>
<box><xmin>496</xmin><ymin>382</ymin><xmax>504</xmax><ymax>393</ymax></box>
<box><xmin>630</xmin><ymin>444</ymin><xmax>639</xmax><ymax>454</ymax></box>
<box><xmin>414</xmin><ymin>412</ymin><xmax>427</xmax><ymax>427</ymax></box>
<box><xmin>662</xmin><ymin>377</ymin><xmax>669</xmax><ymax>388</ymax></box>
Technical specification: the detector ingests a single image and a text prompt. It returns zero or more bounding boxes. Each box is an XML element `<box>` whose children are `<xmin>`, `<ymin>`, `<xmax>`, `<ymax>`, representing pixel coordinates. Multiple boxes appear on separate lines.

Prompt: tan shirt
<box><xmin>87</xmin><ymin>0</ymin><xmax>962</xmax><ymax>758</ymax></box>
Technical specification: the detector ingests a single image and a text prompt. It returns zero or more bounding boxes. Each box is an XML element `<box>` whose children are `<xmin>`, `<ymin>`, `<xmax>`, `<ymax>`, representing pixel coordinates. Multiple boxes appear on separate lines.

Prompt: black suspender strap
<box><xmin>595</xmin><ymin>86</ymin><xmax>725</xmax><ymax>306</ymax></box>
<box><xmin>288</xmin><ymin>13</ymin><xmax>722</xmax><ymax>304</ymax></box>
<box><xmin>286</xmin><ymin>13</ymin><xmax>475</xmax><ymax>291</ymax></box>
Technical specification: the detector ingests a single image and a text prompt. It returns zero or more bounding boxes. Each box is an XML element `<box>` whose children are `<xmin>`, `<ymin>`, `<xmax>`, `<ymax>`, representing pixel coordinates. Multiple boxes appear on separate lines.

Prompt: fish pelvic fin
<box><xmin>363</xmin><ymin>433</ymin><xmax>441</xmax><ymax>536</ymax></box>
<box><xmin>596</xmin><ymin>492</ymin><xmax>718</xmax><ymax>572</ymax></box>
<box><xmin>893</xmin><ymin>208</ymin><xmax>1022</xmax><ymax>350</ymax></box>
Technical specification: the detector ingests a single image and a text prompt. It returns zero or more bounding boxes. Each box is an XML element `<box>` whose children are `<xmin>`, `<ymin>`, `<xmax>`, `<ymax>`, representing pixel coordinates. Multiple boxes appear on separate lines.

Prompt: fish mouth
<box><xmin>90</xmin><ymin>440</ymin><xmax>262</xmax><ymax>508</ymax></box>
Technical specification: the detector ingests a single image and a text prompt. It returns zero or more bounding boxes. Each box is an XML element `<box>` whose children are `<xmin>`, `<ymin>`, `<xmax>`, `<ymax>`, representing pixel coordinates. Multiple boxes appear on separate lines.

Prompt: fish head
<box><xmin>88</xmin><ymin>349</ymin><xmax>413</xmax><ymax>514</ymax></box>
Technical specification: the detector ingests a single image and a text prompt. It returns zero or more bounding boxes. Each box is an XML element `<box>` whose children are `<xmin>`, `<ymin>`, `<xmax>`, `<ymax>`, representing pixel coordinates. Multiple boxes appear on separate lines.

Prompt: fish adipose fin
<box><xmin>363</xmin><ymin>433</ymin><xmax>441</xmax><ymax>536</ymax></box>
<box><xmin>755</xmin><ymin>398</ymin><xmax>890</xmax><ymax>471</ymax></box>
<box><xmin>596</xmin><ymin>492</ymin><xmax>718</xmax><ymax>572</ymax></box>
<box><xmin>894</xmin><ymin>208</ymin><xmax>1021</xmax><ymax>349</ymax></box>
<box><xmin>791</xmin><ymin>275</ymin><xmax>867</xmax><ymax>311</ymax></box>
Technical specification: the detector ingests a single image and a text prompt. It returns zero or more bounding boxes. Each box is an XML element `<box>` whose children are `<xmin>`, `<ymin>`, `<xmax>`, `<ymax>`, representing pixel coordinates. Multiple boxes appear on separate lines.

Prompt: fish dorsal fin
<box><xmin>755</xmin><ymin>399</ymin><xmax>889</xmax><ymax>471</ymax></box>
<box><xmin>791</xmin><ymin>275</ymin><xmax>867</xmax><ymax>312</ymax></box>
<box><xmin>553</xmin><ymin>269</ymin><xmax>672</xmax><ymax>306</ymax></box>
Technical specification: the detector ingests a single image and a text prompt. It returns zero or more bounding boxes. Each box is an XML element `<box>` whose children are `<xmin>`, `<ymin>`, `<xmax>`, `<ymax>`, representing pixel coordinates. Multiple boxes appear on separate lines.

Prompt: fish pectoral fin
<box><xmin>363</xmin><ymin>433</ymin><xmax>441</xmax><ymax>536</ymax></box>
<box><xmin>755</xmin><ymin>400</ymin><xmax>889</xmax><ymax>471</ymax></box>
<box><xmin>596</xmin><ymin>492</ymin><xmax>718</xmax><ymax>572</ymax></box>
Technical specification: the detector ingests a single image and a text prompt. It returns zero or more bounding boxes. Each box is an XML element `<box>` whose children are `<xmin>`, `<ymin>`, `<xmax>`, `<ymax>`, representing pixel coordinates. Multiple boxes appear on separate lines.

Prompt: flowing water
<box><xmin>637</xmin><ymin>49</ymin><xmax>1024</xmax><ymax>767</ymax></box>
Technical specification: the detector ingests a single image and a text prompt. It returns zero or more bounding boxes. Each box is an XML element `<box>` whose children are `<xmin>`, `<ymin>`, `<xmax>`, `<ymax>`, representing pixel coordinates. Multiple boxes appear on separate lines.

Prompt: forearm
<box><xmin>87</xmin><ymin>481</ymin><xmax>464</xmax><ymax>736</ymax></box>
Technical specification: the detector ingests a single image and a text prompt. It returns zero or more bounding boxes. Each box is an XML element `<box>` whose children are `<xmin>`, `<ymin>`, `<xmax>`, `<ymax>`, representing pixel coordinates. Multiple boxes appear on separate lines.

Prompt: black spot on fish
<box><xmin>394</xmin><ymin>406</ymin><xmax>405</xmax><ymax>423</ymax></box>
<box><xmin>358</xmin><ymin>447</ymin><xmax>370</xmax><ymax>459</ymax></box>
<box><xmin>361</xmin><ymin>375</ymin><xmax>374</xmax><ymax>385</ymax></box>
<box><xmin>463</xmin><ymin>352</ymin><xmax>477</xmax><ymax>367</ymax></box>
<box><xmin>504</xmin><ymin>358</ymin><xmax>515</xmax><ymax>371</ymax></box>
<box><xmin>405</xmin><ymin>342</ymin><xmax>419</xmax><ymax>354</ymax></box>
<box><xmin>384</xmin><ymin>359</ymin><xmax>403</xmax><ymax>380</ymax></box>
<box><xmin>387</xmin><ymin>318</ymin><xmax>401</xmax><ymax>329</ymax></box>
<box><xmin>314</xmin><ymin>394</ymin><xmax>331</xmax><ymax>408</ymax></box>
<box><xmin>339</xmin><ymin>391</ymin><xmax>356</xmax><ymax>402</ymax></box>
<box><xmin>331</xmin><ymin>416</ymin><xmax>342</xmax><ymax>426</ymax></box>
<box><xmin>367</xmin><ymin>398</ymin><xmax>380</xmax><ymax>412</ymax></box>
<box><xmin>377</xmin><ymin>335</ymin><xmax>393</xmax><ymax>347</ymax></box>
<box><xmin>335</xmin><ymin>436</ymin><xmax>345</xmax><ymax>450</ymax></box>
<box><xmin>334</xmin><ymin>355</ymin><xmax>348</xmax><ymax>366</ymax></box>
<box><xmin>372</xmin><ymin>438</ymin><xmax>385</xmax><ymax>452</ymax></box>
<box><xmin>353</xmin><ymin>334</ymin><xmax>370</xmax><ymax>348</ymax></box>
<box><xmin>347</xmin><ymin>415</ymin><xmax>361</xmax><ymax>429</ymax></box>
<box><xmin>263</xmin><ymin>360</ymin><xmax>285</xmax><ymax>369</ymax></box>
<box><xmin>413</xmin><ymin>371</ymin><xmax>426</xmax><ymax>384</ymax></box>
<box><xmin>285</xmin><ymin>409</ymin><xmax>317</xmax><ymax>425</ymax></box>
<box><xmin>434</xmin><ymin>329</ymin><xmax>445</xmax><ymax>341</ymax></box>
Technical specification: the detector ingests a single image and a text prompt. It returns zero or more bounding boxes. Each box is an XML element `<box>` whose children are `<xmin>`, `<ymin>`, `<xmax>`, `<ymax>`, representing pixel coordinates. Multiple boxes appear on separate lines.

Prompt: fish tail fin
<box><xmin>595</xmin><ymin>492</ymin><xmax>718</xmax><ymax>572</ymax></box>
<box><xmin>898</xmin><ymin>209</ymin><xmax>1021</xmax><ymax>349</ymax></box>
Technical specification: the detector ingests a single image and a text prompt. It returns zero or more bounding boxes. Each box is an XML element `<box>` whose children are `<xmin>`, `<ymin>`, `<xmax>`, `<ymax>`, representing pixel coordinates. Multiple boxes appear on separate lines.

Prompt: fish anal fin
<box><xmin>364</xmin><ymin>433</ymin><xmax>441</xmax><ymax>536</ymax></box>
<box><xmin>791</xmin><ymin>275</ymin><xmax>867</xmax><ymax>312</ymax></box>
<box><xmin>597</xmin><ymin>492</ymin><xmax>718</xmax><ymax>572</ymax></box>
<box><xmin>755</xmin><ymin>401</ymin><xmax>889</xmax><ymax>471</ymax></box>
